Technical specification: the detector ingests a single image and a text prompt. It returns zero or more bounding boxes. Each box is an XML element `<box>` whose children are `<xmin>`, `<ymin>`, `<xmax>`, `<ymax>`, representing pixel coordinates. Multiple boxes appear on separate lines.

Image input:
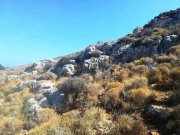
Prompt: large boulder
<box><xmin>112</xmin><ymin>36</ymin><xmax>163</xmax><ymax>63</ymax></box>
<box><xmin>25</xmin><ymin>59</ymin><xmax>58</xmax><ymax>73</ymax></box>
<box><xmin>56</xmin><ymin>64</ymin><xmax>75</xmax><ymax>76</ymax></box>
<box><xmin>158</xmin><ymin>34</ymin><xmax>177</xmax><ymax>53</ymax></box>
<box><xmin>61</xmin><ymin>64</ymin><xmax>75</xmax><ymax>76</ymax></box>
<box><xmin>85</xmin><ymin>45</ymin><xmax>96</xmax><ymax>55</ymax></box>
<box><xmin>27</xmin><ymin>97</ymin><xmax>49</xmax><ymax>113</ymax></box>
<box><xmin>26</xmin><ymin>86</ymin><xmax>64</xmax><ymax>112</ymax></box>
<box><xmin>147</xmin><ymin>105</ymin><xmax>172</xmax><ymax>120</ymax></box>
<box><xmin>44</xmin><ymin>88</ymin><xmax>65</xmax><ymax>110</ymax></box>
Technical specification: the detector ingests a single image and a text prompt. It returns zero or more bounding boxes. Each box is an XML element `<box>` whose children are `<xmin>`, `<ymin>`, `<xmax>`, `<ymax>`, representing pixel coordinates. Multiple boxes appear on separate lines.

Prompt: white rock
<box><xmin>61</xmin><ymin>64</ymin><xmax>75</xmax><ymax>76</ymax></box>
<box><xmin>5</xmin><ymin>75</ymin><xmax>19</xmax><ymax>82</ymax></box>
<box><xmin>38</xmin><ymin>82</ymin><xmax>54</xmax><ymax>89</ymax></box>
<box><xmin>27</xmin><ymin>98</ymin><xmax>41</xmax><ymax>112</ymax></box>
<box><xmin>38</xmin><ymin>97</ymin><xmax>49</xmax><ymax>108</ymax></box>
<box><xmin>86</xmin><ymin>45</ymin><xmax>96</xmax><ymax>54</ymax></box>
<box><xmin>83</xmin><ymin>55</ymin><xmax>109</xmax><ymax>72</ymax></box>
<box><xmin>69</xmin><ymin>60</ymin><xmax>76</xmax><ymax>64</ymax></box>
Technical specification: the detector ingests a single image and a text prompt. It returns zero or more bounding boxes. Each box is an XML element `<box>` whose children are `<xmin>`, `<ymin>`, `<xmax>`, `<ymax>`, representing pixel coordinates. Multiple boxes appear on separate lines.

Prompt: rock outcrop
<box><xmin>25</xmin><ymin>58</ymin><xmax>60</xmax><ymax>73</ymax></box>
<box><xmin>144</xmin><ymin>8</ymin><xmax>180</xmax><ymax>29</ymax></box>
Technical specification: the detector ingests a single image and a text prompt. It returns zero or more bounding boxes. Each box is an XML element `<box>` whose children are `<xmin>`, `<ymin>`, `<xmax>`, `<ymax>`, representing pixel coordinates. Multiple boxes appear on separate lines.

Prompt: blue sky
<box><xmin>0</xmin><ymin>0</ymin><xmax>180</xmax><ymax>67</ymax></box>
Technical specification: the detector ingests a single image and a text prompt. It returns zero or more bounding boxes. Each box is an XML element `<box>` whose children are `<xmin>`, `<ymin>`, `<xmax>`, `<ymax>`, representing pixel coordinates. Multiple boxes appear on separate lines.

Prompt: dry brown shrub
<box><xmin>155</xmin><ymin>54</ymin><xmax>177</xmax><ymax>64</ymax></box>
<box><xmin>81</xmin><ymin>73</ymin><xmax>94</xmax><ymax>83</ymax></box>
<box><xmin>126</xmin><ymin>88</ymin><xmax>155</xmax><ymax>106</ymax></box>
<box><xmin>167</xmin><ymin>44</ymin><xmax>180</xmax><ymax>57</ymax></box>
<box><xmin>135</xmin><ymin>57</ymin><xmax>154</xmax><ymax>65</ymax></box>
<box><xmin>101</xmin><ymin>83</ymin><xmax>123</xmax><ymax>110</ymax></box>
<box><xmin>112</xmin><ymin>114</ymin><xmax>147</xmax><ymax>135</ymax></box>
<box><xmin>152</xmin><ymin>28</ymin><xmax>169</xmax><ymax>36</ymax></box>
<box><xmin>36</xmin><ymin>72</ymin><xmax>57</xmax><ymax>81</ymax></box>
<box><xmin>111</xmin><ymin>67</ymin><xmax>129</xmax><ymax>82</ymax></box>
<box><xmin>131</xmin><ymin>65</ymin><xmax>149</xmax><ymax>77</ymax></box>
<box><xmin>171</xmin><ymin>67</ymin><xmax>180</xmax><ymax>89</ymax></box>
<box><xmin>148</xmin><ymin>67</ymin><xmax>162</xmax><ymax>84</ymax></box>
<box><xmin>123</xmin><ymin>76</ymin><xmax>148</xmax><ymax>90</ymax></box>
<box><xmin>72</xmin><ymin>107</ymin><xmax>112</xmax><ymax>135</ymax></box>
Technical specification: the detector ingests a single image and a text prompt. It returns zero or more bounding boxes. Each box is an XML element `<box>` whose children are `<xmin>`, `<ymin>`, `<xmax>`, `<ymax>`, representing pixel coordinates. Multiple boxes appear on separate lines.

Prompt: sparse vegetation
<box><xmin>0</xmin><ymin>9</ymin><xmax>180</xmax><ymax>135</ymax></box>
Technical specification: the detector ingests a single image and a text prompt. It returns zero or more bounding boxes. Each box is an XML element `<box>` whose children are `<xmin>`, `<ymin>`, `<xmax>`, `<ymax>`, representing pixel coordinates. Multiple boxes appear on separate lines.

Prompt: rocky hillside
<box><xmin>0</xmin><ymin>8</ymin><xmax>180</xmax><ymax>135</ymax></box>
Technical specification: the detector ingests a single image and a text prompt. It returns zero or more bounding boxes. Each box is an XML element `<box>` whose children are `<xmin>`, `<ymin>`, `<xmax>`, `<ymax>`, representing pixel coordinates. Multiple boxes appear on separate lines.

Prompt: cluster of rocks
<box><xmin>22</xmin><ymin>9</ymin><xmax>180</xmax><ymax>77</ymax></box>
<box><xmin>24</xmin><ymin>58</ymin><xmax>60</xmax><ymax>73</ymax></box>
<box><xmin>6</xmin><ymin>33</ymin><xmax>178</xmax><ymax>80</ymax></box>
<box><xmin>5</xmin><ymin>75</ymin><xmax>19</xmax><ymax>82</ymax></box>
<box><xmin>15</xmin><ymin>80</ymin><xmax>64</xmax><ymax>113</ymax></box>
<box><xmin>146</xmin><ymin>105</ymin><xmax>178</xmax><ymax>131</ymax></box>
<box><xmin>50</xmin><ymin>33</ymin><xmax>177</xmax><ymax>76</ymax></box>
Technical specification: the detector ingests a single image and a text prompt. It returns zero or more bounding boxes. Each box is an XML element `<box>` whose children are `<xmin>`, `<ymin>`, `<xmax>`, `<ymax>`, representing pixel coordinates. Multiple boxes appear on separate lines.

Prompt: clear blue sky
<box><xmin>0</xmin><ymin>0</ymin><xmax>180</xmax><ymax>67</ymax></box>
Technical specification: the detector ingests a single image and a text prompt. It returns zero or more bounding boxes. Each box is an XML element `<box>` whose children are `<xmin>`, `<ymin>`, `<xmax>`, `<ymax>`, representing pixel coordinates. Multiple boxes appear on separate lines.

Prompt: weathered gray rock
<box><xmin>25</xmin><ymin>59</ymin><xmax>58</xmax><ymax>73</ymax></box>
<box><xmin>62</xmin><ymin>64</ymin><xmax>75</xmax><ymax>76</ymax></box>
<box><xmin>44</xmin><ymin>88</ymin><xmax>65</xmax><ymax>110</ymax></box>
<box><xmin>147</xmin><ymin>105</ymin><xmax>172</xmax><ymax>120</ymax></box>
<box><xmin>83</xmin><ymin>55</ymin><xmax>109</xmax><ymax>72</ymax></box>
<box><xmin>38</xmin><ymin>97</ymin><xmax>49</xmax><ymax>108</ymax></box>
<box><xmin>16</xmin><ymin>80</ymin><xmax>37</xmax><ymax>91</ymax></box>
<box><xmin>38</xmin><ymin>82</ymin><xmax>54</xmax><ymax>89</ymax></box>
<box><xmin>56</xmin><ymin>64</ymin><xmax>75</xmax><ymax>76</ymax></box>
<box><xmin>85</xmin><ymin>45</ymin><xmax>96</xmax><ymax>55</ymax></box>
<box><xmin>27</xmin><ymin>97</ymin><xmax>42</xmax><ymax>112</ymax></box>
<box><xmin>5</xmin><ymin>75</ymin><xmax>19</xmax><ymax>82</ymax></box>
<box><xmin>27</xmin><ymin>97</ymin><xmax>49</xmax><ymax>113</ymax></box>
<box><xmin>16</xmin><ymin>80</ymin><xmax>54</xmax><ymax>92</ymax></box>
<box><xmin>111</xmin><ymin>36</ymin><xmax>163</xmax><ymax>63</ymax></box>
<box><xmin>159</xmin><ymin>35</ymin><xmax>177</xmax><ymax>53</ymax></box>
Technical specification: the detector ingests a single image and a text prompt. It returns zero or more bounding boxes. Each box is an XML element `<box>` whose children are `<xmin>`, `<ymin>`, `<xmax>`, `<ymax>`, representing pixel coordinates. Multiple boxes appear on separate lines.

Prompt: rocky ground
<box><xmin>0</xmin><ymin>8</ymin><xmax>180</xmax><ymax>135</ymax></box>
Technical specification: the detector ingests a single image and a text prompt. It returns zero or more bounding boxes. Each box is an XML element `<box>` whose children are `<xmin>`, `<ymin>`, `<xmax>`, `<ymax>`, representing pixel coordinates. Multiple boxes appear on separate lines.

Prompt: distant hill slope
<box><xmin>0</xmin><ymin>64</ymin><xmax>5</xmax><ymax>70</ymax></box>
<box><xmin>144</xmin><ymin>8</ymin><xmax>180</xmax><ymax>28</ymax></box>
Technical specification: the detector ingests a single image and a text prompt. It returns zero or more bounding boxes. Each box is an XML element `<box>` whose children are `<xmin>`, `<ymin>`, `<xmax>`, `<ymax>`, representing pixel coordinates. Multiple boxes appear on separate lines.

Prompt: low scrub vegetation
<box><xmin>0</xmin><ymin>22</ymin><xmax>180</xmax><ymax>135</ymax></box>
